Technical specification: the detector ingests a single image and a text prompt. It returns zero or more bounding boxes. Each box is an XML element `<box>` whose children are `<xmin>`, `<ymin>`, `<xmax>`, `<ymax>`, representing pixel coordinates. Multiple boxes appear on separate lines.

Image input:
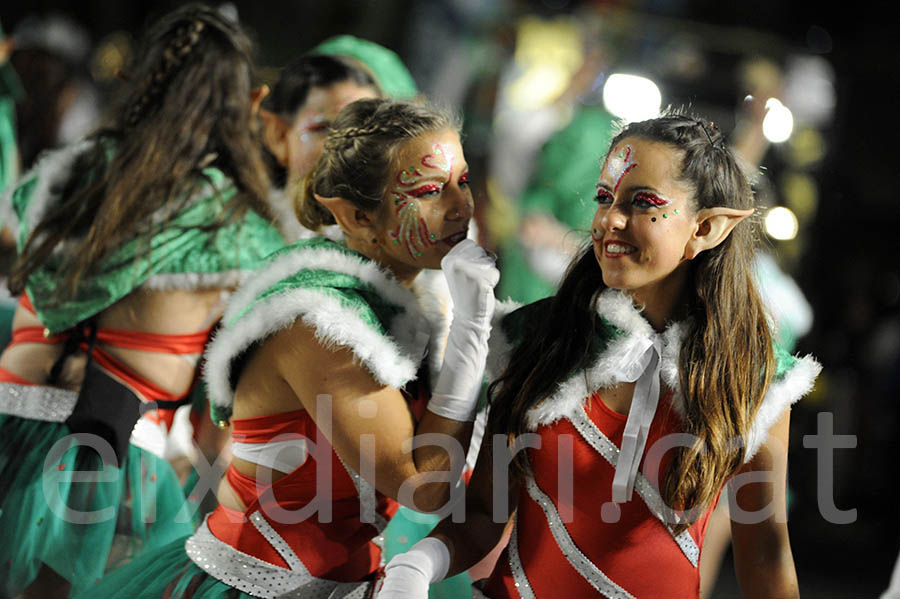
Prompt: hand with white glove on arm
<box><xmin>428</xmin><ymin>239</ymin><xmax>500</xmax><ymax>423</ymax></box>
<box><xmin>377</xmin><ymin>417</ymin><xmax>517</xmax><ymax>599</ymax></box>
<box><xmin>377</xmin><ymin>537</ymin><xmax>451</xmax><ymax>599</ymax></box>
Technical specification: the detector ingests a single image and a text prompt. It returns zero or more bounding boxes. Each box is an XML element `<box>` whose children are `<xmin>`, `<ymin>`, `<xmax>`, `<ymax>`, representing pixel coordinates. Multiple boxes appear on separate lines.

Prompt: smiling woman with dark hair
<box><xmin>378</xmin><ymin>112</ymin><xmax>821</xmax><ymax>599</ymax></box>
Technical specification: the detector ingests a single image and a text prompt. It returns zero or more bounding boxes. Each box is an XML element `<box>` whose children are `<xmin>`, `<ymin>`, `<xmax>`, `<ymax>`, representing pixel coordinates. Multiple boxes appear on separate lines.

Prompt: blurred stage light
<box><xmin>507</xmin><ymin>16</ymin><xmax>583</xmax><ymax>111</ymax></box>
<box><xmin>602</xmin><ymin>74</ymin><xmax>661</xmax><ymax>122</ymax></box>
<box><xmin>765</xmin><ymin>206</ymin><xmax>799</xmax><ymax>240</ymax></box>
<box><xmin>508</xmin><ymin>64</ymin><xmax>572</xmax><ymax>111</ymax></box>
<box><xmin>763</xmin><ymin>98</ymin><xmax>794</xmax><ymax>143</ymax></box>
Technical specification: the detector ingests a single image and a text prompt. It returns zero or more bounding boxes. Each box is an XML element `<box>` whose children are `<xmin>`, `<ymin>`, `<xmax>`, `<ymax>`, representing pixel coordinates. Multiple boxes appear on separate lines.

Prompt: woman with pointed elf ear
<box><xmin>80</xmin><ymin>98</ymin><xmax>500</xmax><ymax>598</ymax></box>
<box><xmin>257</xmin><ymin>53</ymin><xmax>382</xmax><ymax>241</ymax></box>
<box><xmin>378</xmin><ymin>112</ymin><xmax>821</xmax><ymax>599</ymax></box>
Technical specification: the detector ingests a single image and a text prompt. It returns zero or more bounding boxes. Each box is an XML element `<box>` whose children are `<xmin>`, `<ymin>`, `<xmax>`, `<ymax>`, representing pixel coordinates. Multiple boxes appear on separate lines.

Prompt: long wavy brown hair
<box><xmin>487</xmin><ymin>113</ymin><xmax>775</xmax><ymax>533</ymax></box>
<box><xmin>8</xmin><ymin>4</ymin><xmax>270</xmax><ymax>299</ymax></box>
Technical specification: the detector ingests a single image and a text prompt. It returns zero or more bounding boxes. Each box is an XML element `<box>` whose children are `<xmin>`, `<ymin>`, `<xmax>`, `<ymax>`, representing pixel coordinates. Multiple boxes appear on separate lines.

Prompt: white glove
<box><xmin>377</xmin><ymin>538</ymin><xmax>450</xmax><ymax>599</ymax></box>
<box><xmin>428</xmin><ymin>240</ymin><xmax>500</xmax><ymax>422</ymax></box>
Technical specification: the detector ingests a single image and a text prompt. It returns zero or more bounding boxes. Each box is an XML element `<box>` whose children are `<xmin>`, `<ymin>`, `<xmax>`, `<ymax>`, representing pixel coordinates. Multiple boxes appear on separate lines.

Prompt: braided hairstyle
<box><xmin>488</xmin><ymin>111</ymin><xmax>773</xmax><ymax>533</ymax></box>
<box><xmin>296</xmin><ymin>98</ymin><xmax>459</xmax><ymax>230</ymax></box>
<box><xmin>9</xmin><ymin>3</ymin><xmax>270</xmax><ymax>298</ymax></box>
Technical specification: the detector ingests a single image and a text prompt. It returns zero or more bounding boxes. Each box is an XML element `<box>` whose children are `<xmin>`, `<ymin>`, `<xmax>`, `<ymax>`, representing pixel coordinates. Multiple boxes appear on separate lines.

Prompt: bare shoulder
<box><xmin>261</xmin><ymin>318</ymin><xmax>385</xmax><ymax>399</ymax></box>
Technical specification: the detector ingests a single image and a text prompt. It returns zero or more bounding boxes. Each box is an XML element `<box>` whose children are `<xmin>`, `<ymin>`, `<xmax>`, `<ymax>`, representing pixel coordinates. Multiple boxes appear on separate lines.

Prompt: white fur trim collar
<box><xmin>523</xmin><ymin>288</ymin><xmax>821</xmax><ymax>462</ymax></box>
<box><xmin>205</xmin><ymin>243</ymin><xmax>447</xmax><ymax>410</ymax></box>
<box><xmin>525</xmin><ymin>289</ymin><xmax>678</xmax><ymax>429</ymax></box>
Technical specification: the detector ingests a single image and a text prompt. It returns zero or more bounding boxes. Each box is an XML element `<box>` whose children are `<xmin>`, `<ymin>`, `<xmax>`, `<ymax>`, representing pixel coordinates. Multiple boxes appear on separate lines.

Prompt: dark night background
<box><xmin>3</xmin><ymin>1</ymin><xmax>898</xmax><ymax>596</ymax></box>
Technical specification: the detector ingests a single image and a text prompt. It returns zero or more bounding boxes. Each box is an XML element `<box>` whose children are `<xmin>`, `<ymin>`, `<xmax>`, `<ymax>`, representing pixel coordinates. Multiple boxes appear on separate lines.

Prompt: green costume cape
<box><xmin>0</xmin><ymin>139</ymin><xmax>285</xmax><ymax>334</ymax></box>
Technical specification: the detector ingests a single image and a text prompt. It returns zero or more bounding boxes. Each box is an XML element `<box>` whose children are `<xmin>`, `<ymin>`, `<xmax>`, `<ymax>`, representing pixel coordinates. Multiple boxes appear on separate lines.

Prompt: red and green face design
<box><xmin>388</xmin><ymin>142</ymin><xmax>456</xmax><ymax>258</ymax></box>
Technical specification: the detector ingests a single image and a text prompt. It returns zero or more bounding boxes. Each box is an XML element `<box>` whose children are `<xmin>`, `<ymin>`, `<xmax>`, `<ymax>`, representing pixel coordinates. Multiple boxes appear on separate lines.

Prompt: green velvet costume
<box><xmin>0</xmin><ymin>139</ymin><xmax>284</xmax><ymax>597</ymax></box>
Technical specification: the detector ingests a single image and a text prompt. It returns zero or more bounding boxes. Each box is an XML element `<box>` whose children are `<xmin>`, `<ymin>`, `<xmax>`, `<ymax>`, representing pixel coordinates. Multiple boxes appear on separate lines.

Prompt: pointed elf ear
<box><xmin>314</xmin><ymin>194</ymin><xmax>376</xmax><ymax>240</ymax></box>
<box><xmin>249</xmin><ymin>84</ymin><xmax>270</xmax><ymax>117</ymax></box>
<box><xmin>684</xmin><ymin>207</ymin><xmax>754</xmax><ymax>260</ymax></box>
<box><xmin>259</xmin><ymin>107</ymin><xmax>290</xmax><ymax>167</ymax></box>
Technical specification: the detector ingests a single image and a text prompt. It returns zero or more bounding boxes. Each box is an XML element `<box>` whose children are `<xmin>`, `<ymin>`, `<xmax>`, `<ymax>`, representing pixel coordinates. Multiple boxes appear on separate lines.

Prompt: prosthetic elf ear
<box><xmin>684</xmin><ymin>207</ymin><xmax>754</xmax><ymax>260</ymax></box>
<box><xmin>259</xmin><ymin>105</ymin><xmax>290</xmax><ymax>167</ymax></box>
<box><xmin>314</xmin><ymin>194</ymin><xmax>376</xmax><ymax>240</ymax></box>
<box><xmin>250</xmin><ymin>84</ymin><xmax>269</xmax><ymax>117</ymax></box>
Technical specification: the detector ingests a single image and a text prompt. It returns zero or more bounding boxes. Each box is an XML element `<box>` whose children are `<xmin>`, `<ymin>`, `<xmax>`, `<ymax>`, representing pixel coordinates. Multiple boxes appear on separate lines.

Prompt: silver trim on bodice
<box><xmin>569</xmin><ymin>407</ymin><xmax>700</xmax><ymax>566</ymax></box>
<box><xmin>0</xmin><ymin>382</ymin><xmax>78</xmax><ymax>422</ymax></box>
<box><xmin>185</xmin><ymin>515</ymin><xmax>373</xmax><ymax>599</ymax></box>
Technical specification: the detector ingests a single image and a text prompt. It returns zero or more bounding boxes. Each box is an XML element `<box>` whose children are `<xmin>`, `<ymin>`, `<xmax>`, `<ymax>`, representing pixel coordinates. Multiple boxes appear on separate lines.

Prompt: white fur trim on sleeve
<box><xmin>7</xmin><ymin>140</ymin><xmax>95</xmax><ymax>239</ymax></box>
<box><xmin>142</xmin><ymin>271</ymin><xmax>250</xmax><ymax>291</ymax></box>
<box><xmin>204</xmin><ymin>287</ymin><xmax>422</xmax><ymax>411</ymax></box>
<box><xmin>743</xmin><ymin>354</ymin><xmax>821</xmax><ymax>462</ymax></box>
<box><xmin>205</xmin><ymin>244</ymin><xmax>431</xmax><ymax>411</ymax></box>
<box><xmin>484</xmin><ymin>298</ymin><xmax>523</xmax><ymax>383</ymax></box>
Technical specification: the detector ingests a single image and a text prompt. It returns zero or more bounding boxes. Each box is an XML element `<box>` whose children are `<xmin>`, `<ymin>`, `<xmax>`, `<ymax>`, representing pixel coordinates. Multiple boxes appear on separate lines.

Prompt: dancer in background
<box><xmin>259</xmin><ymin>53</ymin><xmax>380</xmax><ymax>242</ymax></box>
<box><xmin>378</xmin><ymin>113</ymin><xmax>820</xmax><ymax>598</ymax></box>
<box><xmin>81</xmin><ymin>97</ymin><xmax>498</xmax><ymax>598</ymax></box>
<box><xmin>0</xmin><ymin>4</ymin><xmax>283</xmax><ymax>597</ymax></box>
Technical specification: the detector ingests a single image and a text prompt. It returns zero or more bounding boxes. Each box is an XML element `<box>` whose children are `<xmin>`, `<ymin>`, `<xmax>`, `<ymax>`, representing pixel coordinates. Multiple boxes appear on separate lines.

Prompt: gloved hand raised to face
<box><xmin>440</xmin><ymin>239</ymin><xmax>500</xmax><ymax>328</ymax></box>
<box><xmin>428</xmin><ymin>239</ymin><xmax>500</xmax><ymax>422</ymax></box>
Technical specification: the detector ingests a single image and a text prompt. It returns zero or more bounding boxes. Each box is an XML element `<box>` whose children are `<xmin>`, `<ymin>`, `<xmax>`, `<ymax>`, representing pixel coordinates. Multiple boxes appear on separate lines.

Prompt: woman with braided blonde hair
<box><xmin>80</xmin><ymin>97</ymin><xmax>499</xmax><ymax>598</ymax></box>
<box><xmin>0</xmin><ymin>4</ymin><xmax>284</xmax><ymax>597</ymax></box>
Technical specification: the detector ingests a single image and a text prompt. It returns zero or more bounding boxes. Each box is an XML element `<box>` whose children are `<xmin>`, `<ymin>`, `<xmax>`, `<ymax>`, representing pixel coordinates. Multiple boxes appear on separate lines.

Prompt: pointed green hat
<box><xmin>313</xmin><ymin>35</ymin><xmax>418</xmax><ymax>100</ymax></box>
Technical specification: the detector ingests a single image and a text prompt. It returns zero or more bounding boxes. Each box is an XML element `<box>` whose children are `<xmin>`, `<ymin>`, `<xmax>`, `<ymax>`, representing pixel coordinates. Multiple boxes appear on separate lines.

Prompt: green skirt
<box><xmin>72</xmin><ymin>537</ymin><xmax>254</xmax><ymax>599</ymax></box>
<box><xmin>77</xmin><ymin>507</ymin><xmax>473</xmax><ymax>598</ymax></box>
<box><xmin>0</xmin><ymin>414</ymin><xmax>194</xmax><ymax>597</ymax></box>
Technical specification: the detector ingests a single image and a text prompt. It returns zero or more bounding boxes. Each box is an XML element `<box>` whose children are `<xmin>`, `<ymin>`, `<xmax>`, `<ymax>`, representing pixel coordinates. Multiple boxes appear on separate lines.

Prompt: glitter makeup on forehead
<box><xmin>607</xmin><ymin>145</ymin><xmax>638</xmax><ymax>193</ymax></box>
<box><xmin>387</xmin><ymin>142</ymin><xmax>456</xmax><ymax>258</ymax></box>
<box><xmin>421</xmin><ymin>142</ymin><xmax>455</xmax><ymax>173</ymax></box>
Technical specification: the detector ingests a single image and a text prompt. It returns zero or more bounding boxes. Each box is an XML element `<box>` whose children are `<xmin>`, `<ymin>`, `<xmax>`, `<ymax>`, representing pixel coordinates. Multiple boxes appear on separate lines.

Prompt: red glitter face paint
<box><xmin>388</xmin><ymin>143</ymin><xmax>457</xmax><ymax>258</ymax></box>
<box><xmin>633</xmin><ymin>191</ymin><xmax>672</xmax><ymax>208</ymax></box>
<box><xmin>607</xmin><ymin>145</ymin><xmax>638</xmax><ymax>193</ymax></box>
<box><xmin>421</xmin><ymin>143</ymin><xmax>454</xmax><ymax>173</ymax></box>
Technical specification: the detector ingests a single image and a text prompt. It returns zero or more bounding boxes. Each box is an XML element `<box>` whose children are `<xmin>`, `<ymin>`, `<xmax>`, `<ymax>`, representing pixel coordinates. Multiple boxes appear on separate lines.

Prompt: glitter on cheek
<box><xmin>388</xmin><ymin>194</ymin><xmax>436</xmax><ymax>259</ymax></box>
<box><xmin>398</xmin><ymin>166</ymin><xmax>423</xmax><ymax>186</ymax></box>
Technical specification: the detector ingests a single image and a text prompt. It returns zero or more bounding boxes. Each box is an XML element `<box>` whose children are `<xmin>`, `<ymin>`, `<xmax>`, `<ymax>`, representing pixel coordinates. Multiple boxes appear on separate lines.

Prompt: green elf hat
<box><xmin>312</xmin><ymin>35</ymin><xmax>418</xmax><ymax>100</ymax></box>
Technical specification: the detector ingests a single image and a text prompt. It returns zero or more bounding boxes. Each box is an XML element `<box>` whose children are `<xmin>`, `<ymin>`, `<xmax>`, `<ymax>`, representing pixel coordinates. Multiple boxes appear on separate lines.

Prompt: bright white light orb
<box><xmin>765</xmin><ymin>206</ymin><xmax>799</xmax><ymax>240</ymax></box>
<box><xmin>763</xmin><ymin>98</ymin><xmax>794</xmax><ymax>143</ymax></box>
<box><xmin>603</xmin><ymin>74</ymin><xmax>661</xmax><ymax>122</ymax></box>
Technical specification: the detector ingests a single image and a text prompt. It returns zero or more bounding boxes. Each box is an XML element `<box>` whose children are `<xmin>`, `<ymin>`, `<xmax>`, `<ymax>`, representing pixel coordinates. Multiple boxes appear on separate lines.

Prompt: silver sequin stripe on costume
<box><xmin>524</xmin><ymin>466</ymin><xmax>635</xmax><ymax>599</ymax></box>
<box><xmin>507</xmin><ymin>520</ymin><xmax>536</xmax><ymax>599</ymax></box>
<box><xmin>336</xmin><ymin>453</ymin><xmax>389</xmax><ymax>532</ymax></box>
<box><xmin>0</xmin><ymin>383</ymin><xmax>78</xmax><ymax>422</ymax></box>
<box><xmin>186</xmin><ymin>515</ymin><xmax>373</xmax><ymax>599</ymax></box>
<box><xmin>569</xmin><ymin>408</ymin><xmax>700</xmax><ymax>567</ymax></box>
